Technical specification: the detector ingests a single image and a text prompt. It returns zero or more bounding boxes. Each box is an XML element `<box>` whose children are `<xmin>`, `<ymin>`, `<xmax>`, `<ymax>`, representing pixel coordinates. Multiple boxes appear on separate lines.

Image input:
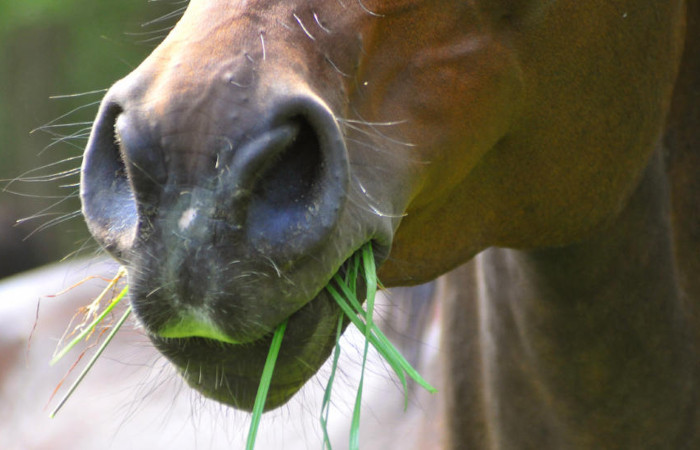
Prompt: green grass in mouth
<box><xmin>49</xmin><ymin>243</ymin><xmax>436</xmax><ymax>449</ymax></box>
<box><xmin>246</xmin><ymin>318</ymin><xmax>288</xmax><ymax>450</ymax></box>
<box><xmin>320</xmin><ymin>243</ymin><xmax>437</xmax><ymax>450</ymax></box>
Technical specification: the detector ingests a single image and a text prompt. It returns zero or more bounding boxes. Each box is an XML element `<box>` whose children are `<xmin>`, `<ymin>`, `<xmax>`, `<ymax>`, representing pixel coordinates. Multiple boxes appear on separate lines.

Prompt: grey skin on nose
<box><xmin>80</xmin><ymin>93</ymin><xmax>350</xmax><ymax>343</ymax></box>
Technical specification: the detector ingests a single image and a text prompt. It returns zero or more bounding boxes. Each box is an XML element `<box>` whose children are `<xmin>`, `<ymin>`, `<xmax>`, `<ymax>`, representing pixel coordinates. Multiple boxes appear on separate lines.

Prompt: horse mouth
<box><xmin>150</xmin><ymin>289</ymin><xmax>342</xmax><ymax>411</ymax></box>
<box><xmin>146</xmin><ymin>244</ymin><xmax>381</xmax><ymax>411</ymax></box>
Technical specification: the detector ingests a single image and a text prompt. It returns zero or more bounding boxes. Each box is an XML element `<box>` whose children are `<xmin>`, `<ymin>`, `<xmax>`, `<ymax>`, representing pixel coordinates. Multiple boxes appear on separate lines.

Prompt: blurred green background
<box><xmin>0</xmin><ymin>0</ymin><xmax>178</xmax><ymax>277</ymax></box>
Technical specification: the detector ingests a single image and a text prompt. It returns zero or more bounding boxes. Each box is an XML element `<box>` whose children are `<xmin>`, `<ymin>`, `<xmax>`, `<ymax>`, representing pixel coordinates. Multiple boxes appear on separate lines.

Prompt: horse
<box><xmin>78</xmin><ymin>0</ymin><xmax>699</xmax><ymax>447</ymax></box>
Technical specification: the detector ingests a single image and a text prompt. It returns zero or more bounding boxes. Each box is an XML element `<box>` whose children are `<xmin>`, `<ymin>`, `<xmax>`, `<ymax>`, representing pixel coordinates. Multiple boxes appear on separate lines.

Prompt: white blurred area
<box><xmin>0</xmin><ymin>259</ymin><xmax>441</xmax><ymax>450</ymax></box>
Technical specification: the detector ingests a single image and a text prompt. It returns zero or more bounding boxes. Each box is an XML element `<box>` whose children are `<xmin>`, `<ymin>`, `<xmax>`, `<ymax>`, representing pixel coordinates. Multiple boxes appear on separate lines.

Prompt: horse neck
<box><xmin>667</xmin><ymin>0</ymin><xmax>700</xmax><ymax>338</ymax></box>
<box><xmin>440</xmin><ymin>149</ymin><xmax>699</xmax><ymax>449</ymax></box>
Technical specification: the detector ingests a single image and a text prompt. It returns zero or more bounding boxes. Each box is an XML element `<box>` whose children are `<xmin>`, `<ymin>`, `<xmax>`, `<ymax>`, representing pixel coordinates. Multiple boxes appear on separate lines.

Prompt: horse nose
<box><xmin>81</xmin><ymin>92</ymin><xmax>350</xmax><ymax>264</ymax></box>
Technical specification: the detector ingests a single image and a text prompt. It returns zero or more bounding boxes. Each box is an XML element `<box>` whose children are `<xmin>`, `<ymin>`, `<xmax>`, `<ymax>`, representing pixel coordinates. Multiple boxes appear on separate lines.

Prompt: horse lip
<box><xmin>146</xmin><ymin>239</ymin><xmax>385</xmax><ymax>347</ymax></box>
<box><xmin>157</xmin><ymin>310</ymin><xmax>243</xmax><ymax>344</ymax></box>
<box><xmin>149</xmin><ymin>276</ymin><xmax>331</xmax><ymax>348</ymax></box>
<box><xmin>148</xmin><ymin>286</ymin><xmax>343</xmax><ymax>411</ymax></box>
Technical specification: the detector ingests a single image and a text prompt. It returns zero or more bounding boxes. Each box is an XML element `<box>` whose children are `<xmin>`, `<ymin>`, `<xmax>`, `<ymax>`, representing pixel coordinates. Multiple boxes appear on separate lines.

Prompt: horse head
<box><xmin>80</xmin><ymin>0</ymin><xmax>687</xmax><ymax>418</ymax></box>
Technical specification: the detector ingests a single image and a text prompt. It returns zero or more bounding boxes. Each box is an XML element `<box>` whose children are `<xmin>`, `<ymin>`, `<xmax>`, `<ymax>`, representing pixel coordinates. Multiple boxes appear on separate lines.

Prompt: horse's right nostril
<box><xmin>80</xmin><ymin>103</ymin><xmax>139</xmax><ymax>260</ymax></box>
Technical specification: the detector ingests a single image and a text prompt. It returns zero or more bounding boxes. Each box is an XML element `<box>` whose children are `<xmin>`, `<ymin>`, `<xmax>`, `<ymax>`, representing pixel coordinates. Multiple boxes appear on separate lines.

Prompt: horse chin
<box><xmin>148</xmin><ymin>282</ymin><xmax>350</xmax><ymax>412</ymax></box>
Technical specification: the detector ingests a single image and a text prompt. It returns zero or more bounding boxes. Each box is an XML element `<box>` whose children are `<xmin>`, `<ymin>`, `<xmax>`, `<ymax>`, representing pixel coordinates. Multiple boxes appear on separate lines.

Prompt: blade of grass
<box><xmin>50</xmin><ymin>284</ymin><xmax>130</xmax><ymax>365</ymax></box>
<box><xmin>361</xmin><ymin>244</ymin><xmax>377</xmax><ymax>310</ymax></box>
<box><xmin>360</xmin><ymin>245</ymin><xmax>414</xmax><ymax>410</ymax></box>
<box><xmin>348</xmin><ymin>244</ymin><xmax>378</xmax><ymax>449</ymax></box>
<box><xmin>246</xmin><ymin>319</ymin><xmax>288</xmax><ymax>450</ymax></box>
<box><xmin>350</xmin><ymin>337</ymin><xmax>369</xmax><ymax>449</ymax></box>
<box><xmin>329</xmin><ymin>253</ymin><xmax>438</xmax><ymax>416</ymax></box>
<box><xmin>49</xmin><ymin>305</ymin><xmax>132</xmax><ymax>418</ymax></box>
<box><xmin>326</xmin><ymin>283</ymin><xmax>407</xmax><ymax>388</ymax></box>
<box><xmin>327</xmin><ymin>287</ymin><xmax>416</xmax><ymax>427</ymax></box>
<box><xmin>344</xmin><ymin>250</ymin><xmax>360</xmax><ymax>292</ymax></box>
<box><xmin>320</xmin><ymin>314</ymin><xmax>345</xmax><ymax>450</ymax></box>
<box><xmin>330</xmin><ymin>273</ymin><xmax>436</xmax><ymax>393</ymax></box>
<box><xmin>371</xmin><ymin>327</ymin><xmax>437</xmax><ymax>394</ymax></box>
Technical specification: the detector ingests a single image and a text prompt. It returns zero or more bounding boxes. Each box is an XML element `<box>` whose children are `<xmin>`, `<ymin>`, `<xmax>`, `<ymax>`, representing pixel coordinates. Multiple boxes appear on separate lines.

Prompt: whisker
<box><xmin>44</xmin><ymin>126</ymin><xmax>92</xmax><ymax>139</ymax></box>
<box><xmin>338</xmin><ymin>118</ymin><xmax>408</xmax><ymax>127</ymax></box>
<box><xmin>133</xmin><ymin>34</ymin><xmax>174</xmax><ymax>45</ymax></box>
<box><xmin>293</xmin><ymin>13</ymin><xmax>316</xmax><ymax>41</ymax></box>
<box><xmin>60</xmin><ymin>238</ymin><xmax>102</xmax><ymax>262</ymax></box>
<box><xmin>264</xmin><ymin>256</ymin><xmax>282</xmax><ymax>278</ymax></box>
<box><xmin>343</xmin><ymin>136</ymin><xmax>429</xmax><ymax>167</ymax></box>
<box><xmin>3</xmin><ymin>160</ymin><xmax>82</xmax><ymax>191</ymax></box>
<box><xmin>259</xmin><ymin>32</ymin><xmax>266</xmax><ymax>61</ymax></box>
<box><xmin>9</xmin><ymin>155</ymin><xmax>83</xmax><ymax>175</ymax></box>
<box><xmin>357</xmin><ymin>0</ymin><xmax>385</xmax><ymax>17</ymax></box>
<box><xmin>313</xmin><ymin>12</ymin><xmax>332</xmax><ymax>33</ymax></box>
<box><xmin>23</xmin><ymin>210</ymin><xmax>83</xmax><ymax>240</ymax></box>
<box><xmin>1</xmin><ymin>189</ymin><xmax>77</xmax><ymax>199</ymax></box>
<box><xmin>324</xmin><ymin>55</ymin><xmax>350</xmax><ymax>78</ymax></box>
<box><xmin>15</xmin><ymin>189</ymin><xmax>80</xmax><ymax>224</ymax></box>
<box><xmin>32</xmin><ymin>100</ymin><xmax>102</xmax><ymax>131</ymax></box>
<box><xmin>140</xmin><ymin>6</ymin><xmax>187</xmax><ymax>27</ymax></box>
<box><xmin>16</xmin><ymin>212</ymin><xmax>69</xmax><ymax>224</ymax></box>
<box><xmin>40</xmin><ymin>128</ymin><xmax>93</xmax><ymax>155</ymax></box>
<box><xmin>347</xmin><ymin>178</ymin><xmax>407</xmax><ymax>219</ymax></box>
<box><xmin>343</xmin><ymin>121</ymin><xmax>416</xmax><ymax>148</ymax></box>
<box><xmin>34</xmin><ymin>121</ymin><xmax>94</xmax><ymax>131</ymax></box>
<box><xmin>130</xmin><ymin>160</ymin><xmax>165</xmax><ymax>188</ymax></box>
<box><xmin>124</xmin><ymin>25</ymin><xmax>174</xmax><ymax>37</ymax></box>
<box><xmin>42</xmin><ymin>139</ymin><xmax>87</xmax><ymax>154</ymax></box>
<box><xmin>49</xmin><ymin>89</ymin><xmax>108</xmax><ymax>100</ymax></box>
<box><xmin>276</xmin><ymin>18</ymin><xmax>293</xmax><ymax>31</ymax></box>
<box><xmin>8</xmin><ymin>167</ymin><xmax>81</xmax><ymax>184</ymax></box>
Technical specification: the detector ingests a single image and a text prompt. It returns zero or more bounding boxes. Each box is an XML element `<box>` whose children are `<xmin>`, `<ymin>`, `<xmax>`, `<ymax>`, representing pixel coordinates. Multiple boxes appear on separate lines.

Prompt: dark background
<box><xmin>0</xmin><ymin>0</ymin><xmax>180</xmax><ymax>277</ymax></box>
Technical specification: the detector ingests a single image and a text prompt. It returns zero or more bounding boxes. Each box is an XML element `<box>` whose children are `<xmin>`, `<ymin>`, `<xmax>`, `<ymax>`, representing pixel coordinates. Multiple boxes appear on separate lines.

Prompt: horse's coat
<box><xmin>78</xmin><ymin>0</ymin><xmax>699</xmax><ymax>447</ymax></box>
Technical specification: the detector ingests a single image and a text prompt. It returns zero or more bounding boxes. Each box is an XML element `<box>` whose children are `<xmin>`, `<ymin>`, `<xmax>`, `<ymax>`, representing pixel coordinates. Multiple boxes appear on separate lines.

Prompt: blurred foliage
<box><xmin>0</xmin><ymin>0</ymin><xmax>182</xmax><ymax>277</ymax></box>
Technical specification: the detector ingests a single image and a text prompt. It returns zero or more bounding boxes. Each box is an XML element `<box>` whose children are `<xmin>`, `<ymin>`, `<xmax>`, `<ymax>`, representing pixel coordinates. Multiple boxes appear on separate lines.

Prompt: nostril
<box><xmin>80</xmin><ymin>103</ymin><xmax>138</xmax><ymax>259</ymax></box>
<box><xmin>242</xmin><ymin>99</ymin><xmax>349</xmax><ymax>260</ymax></box>
<box><xmin>114</xmin><ymin>113</ymin><xmax>167</xmax><ymax>210</ymax></box>
<box><xmin>251</xmin><ymin>117</ymin><xmax>323</xmax><ymax>219</ymax></box>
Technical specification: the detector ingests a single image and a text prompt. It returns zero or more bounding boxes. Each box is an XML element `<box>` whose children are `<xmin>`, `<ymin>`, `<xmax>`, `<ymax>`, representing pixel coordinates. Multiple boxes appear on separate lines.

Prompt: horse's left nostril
<box><xmin>234</xmin><ymin>98</ymin><xmax>350</xmax><ymax>261</ymax></box>
<box><xmin>250</xmin><ymin>119</ymin><xmax>324</xmax><ymax>215</ymax></box>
